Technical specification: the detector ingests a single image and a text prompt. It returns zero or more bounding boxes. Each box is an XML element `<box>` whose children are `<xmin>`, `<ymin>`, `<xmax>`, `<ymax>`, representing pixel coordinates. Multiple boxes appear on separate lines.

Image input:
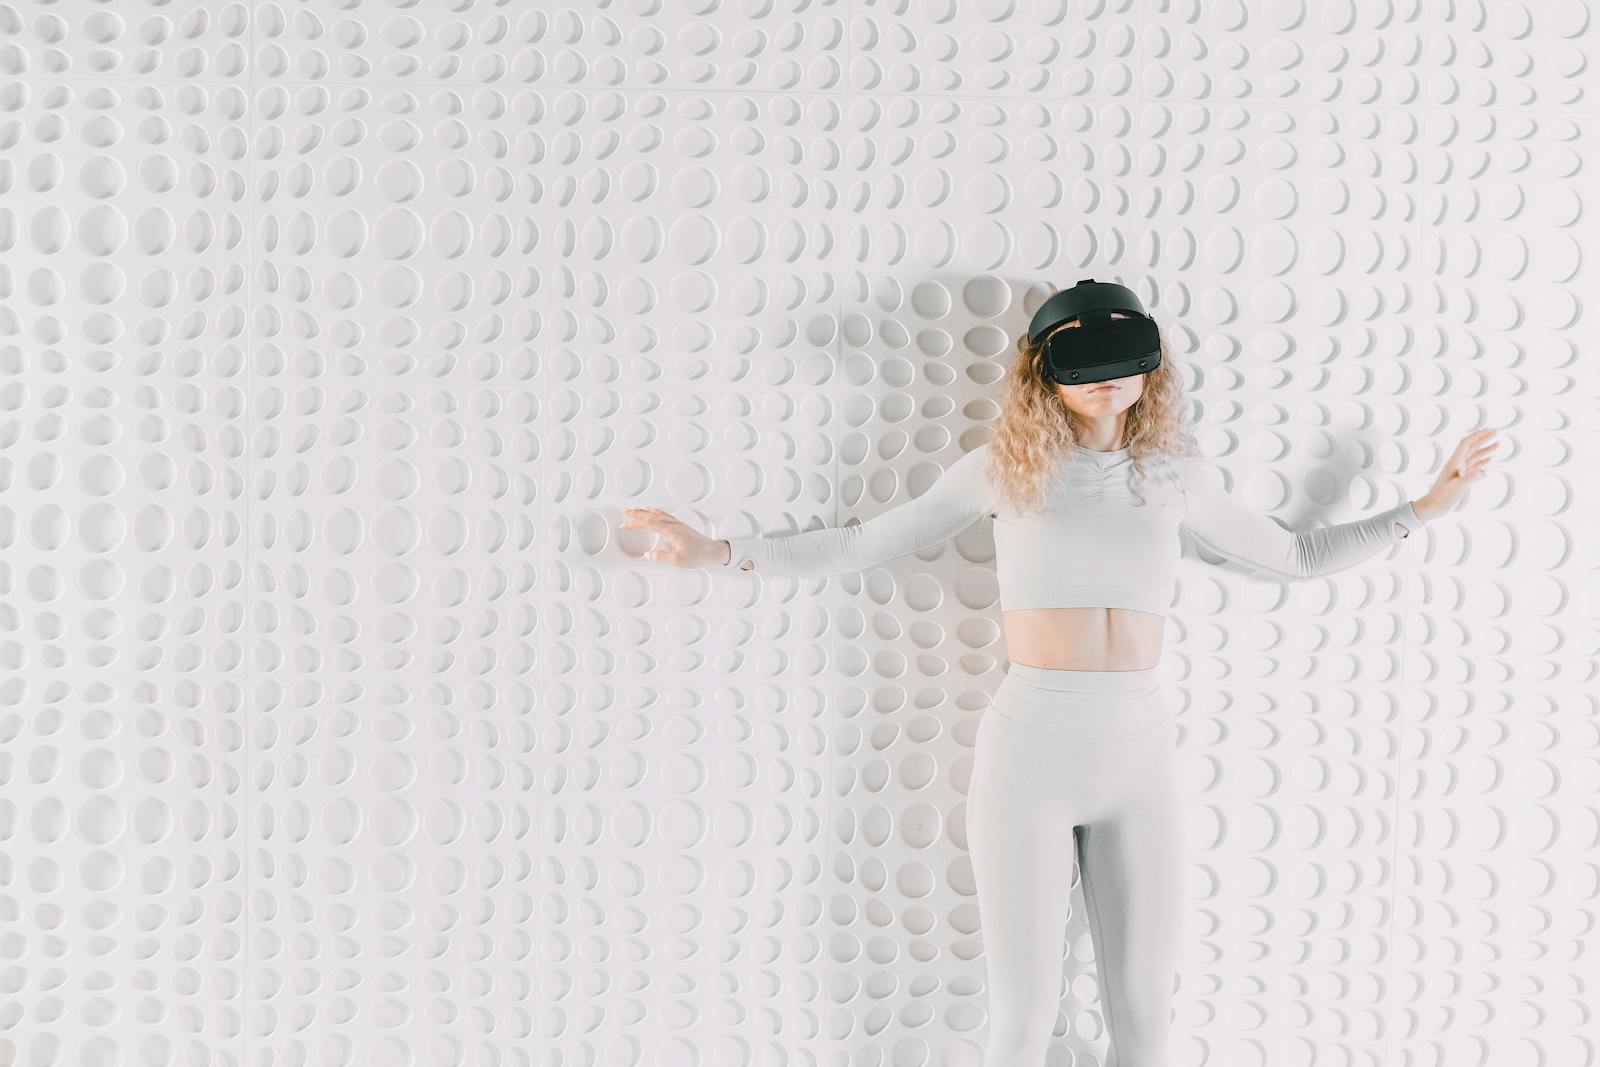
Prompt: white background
<box><xmin>3</xmin><ymin>3</ymin><xmax>1596</xmax><ymax>1065</ymax></box>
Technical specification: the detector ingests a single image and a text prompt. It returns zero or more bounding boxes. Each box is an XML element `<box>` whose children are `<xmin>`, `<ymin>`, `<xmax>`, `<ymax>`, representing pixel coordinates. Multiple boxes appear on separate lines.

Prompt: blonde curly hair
<box><xmin>985</xmin><ymin>318</ymin><xmax>1201</xmax><ymax>514</ymax></box>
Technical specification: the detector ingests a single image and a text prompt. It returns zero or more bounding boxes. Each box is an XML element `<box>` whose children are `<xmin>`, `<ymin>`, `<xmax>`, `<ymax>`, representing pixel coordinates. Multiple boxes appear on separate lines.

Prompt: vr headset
<box><xmin>1025</xmin><ymin>277</ymin><xmax>1162</xmax><ymax>386</ymax></box>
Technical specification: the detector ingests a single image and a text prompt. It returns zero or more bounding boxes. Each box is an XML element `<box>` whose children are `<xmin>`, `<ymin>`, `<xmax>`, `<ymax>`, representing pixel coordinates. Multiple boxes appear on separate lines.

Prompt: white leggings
<box><xmin>969</xmin><ymin>662</ymin><xmax>1185</xmax><ymax>1067</ymax></box>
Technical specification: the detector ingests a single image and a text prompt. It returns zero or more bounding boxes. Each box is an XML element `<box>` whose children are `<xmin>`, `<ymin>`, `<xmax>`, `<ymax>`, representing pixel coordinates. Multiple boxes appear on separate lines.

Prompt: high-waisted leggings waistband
<box><xmin>990</xmin><ymin>662</ymin><xmax>1171</xmax><ymax>738</ymax></box>
<box><xmin>1005</xmin><ymin>662</ymin><xmax>1163</xmax><ymax>693</ymax></box>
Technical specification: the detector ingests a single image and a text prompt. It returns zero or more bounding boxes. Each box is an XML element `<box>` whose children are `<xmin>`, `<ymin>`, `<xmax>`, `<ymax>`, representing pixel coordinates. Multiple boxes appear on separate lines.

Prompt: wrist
<box><xmin>1411</xmin><ymin>496</ymin><xmax>1443</xmax><ymax>523</ymax></box>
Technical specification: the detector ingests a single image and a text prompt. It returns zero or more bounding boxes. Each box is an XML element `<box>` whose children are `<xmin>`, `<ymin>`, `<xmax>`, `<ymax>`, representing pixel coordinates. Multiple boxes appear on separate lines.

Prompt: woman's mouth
<box><xmin>1091</xmin><ymin>385</ymin><xmax>1116</xmax><ymax>393</ymax></box>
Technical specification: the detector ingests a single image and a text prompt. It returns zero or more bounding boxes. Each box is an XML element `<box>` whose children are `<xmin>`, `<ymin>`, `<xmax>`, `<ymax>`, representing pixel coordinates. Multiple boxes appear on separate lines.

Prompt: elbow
<box><xmin>1256</xmin><ymin>547</ymin><xmax>1314</xmax><ymax>581</ymax></box>
<box><xmin>1288</xmin><ymin>556</ymin><xmax>1327</xmax><ymax>582</ymax></box>
<box><xmin>1258</xmin><ymin>560</ymin><xmax>1312</xmax><ymax>581</ymax></box>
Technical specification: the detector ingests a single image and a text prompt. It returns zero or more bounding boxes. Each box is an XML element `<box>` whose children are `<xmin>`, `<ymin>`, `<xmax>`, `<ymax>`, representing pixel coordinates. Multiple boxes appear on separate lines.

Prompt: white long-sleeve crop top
<box><xmin>721</xmin><ymin>443</ymin><xmax>1425</xmax><ymax>616</ymax></box>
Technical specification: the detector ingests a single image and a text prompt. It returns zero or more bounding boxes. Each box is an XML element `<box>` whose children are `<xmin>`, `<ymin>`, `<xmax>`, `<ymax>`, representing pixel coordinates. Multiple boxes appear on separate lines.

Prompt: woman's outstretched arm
<box><xmin>720</xmin><ymin>444</ymin><xmax>997</xmax><ymax>576</ymax></box>
<box><xmin>1178</xmin><ymin>457</ymin><xmax>1425</xmax><ymax>580</ymax></box>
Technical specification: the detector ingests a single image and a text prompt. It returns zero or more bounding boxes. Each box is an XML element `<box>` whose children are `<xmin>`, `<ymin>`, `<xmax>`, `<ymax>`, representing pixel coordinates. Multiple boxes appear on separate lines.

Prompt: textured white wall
<box><xmin>2</xmin><ymin>4</ymin><xmax>1595</xmax><ymax>1066</ymax></box>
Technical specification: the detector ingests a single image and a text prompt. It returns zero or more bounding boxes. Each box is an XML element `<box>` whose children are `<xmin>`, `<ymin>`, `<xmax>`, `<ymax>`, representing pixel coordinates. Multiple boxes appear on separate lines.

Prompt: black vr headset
<box><xmin>1025</xmin><ymin>277</ymin><xmax>1162</xmax><ymax>386</ymax></box>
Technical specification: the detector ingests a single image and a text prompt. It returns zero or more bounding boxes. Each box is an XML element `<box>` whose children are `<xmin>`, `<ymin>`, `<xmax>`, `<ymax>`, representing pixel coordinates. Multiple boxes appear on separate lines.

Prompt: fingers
<box><xmin>1467</xmin><ymin>441</ymin><xmax>1500</xmax><ymax>463</ymax></box>
<box><xmin>1457</xmin><ymin>428</ymin><xmax>1499</xmax><ymax>459</ymax></box>
<box><xmin>1444</xmin><ymin>429</ymin><xmax>1500</xmax><ymax>475</ymax></box>
<box><xmin>1452</xmin><ymin>433</ymin><xmax>1501</xmax><ymax>478</ymax></box>
<box><xmin>622</xmin><ymin>508</ymin><xmax>690</xmax><ymax>567</ymax></box>
<box><xmin>620</xmin><ymin>507</ymin><xmax>678</xmax><ymax>531</ymax></box>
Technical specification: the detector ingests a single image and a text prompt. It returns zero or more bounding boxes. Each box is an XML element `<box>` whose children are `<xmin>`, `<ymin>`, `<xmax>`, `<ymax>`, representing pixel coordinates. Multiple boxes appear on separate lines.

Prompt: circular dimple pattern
<box><xmin>7</xmin><ymin>81</ymin><xmax>249</xmax><ymax>676</ymax></box>
<box><xmin>1</xmin><ymin>7</ymin><xmax>1592</xmax><ymax>1067</ymax></box>
<box><xmin>4</xmin><ymin>678</ymin><xmax>247</xmax><ymax>1055</ymax></box>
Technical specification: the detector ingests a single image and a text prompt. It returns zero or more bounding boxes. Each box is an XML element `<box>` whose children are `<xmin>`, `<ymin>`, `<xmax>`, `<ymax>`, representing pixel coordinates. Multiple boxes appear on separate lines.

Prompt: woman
<box><xmin>621</xmin><ymin>279</ymin><xmax>1498</xmax><ymax>1065</ymax></box>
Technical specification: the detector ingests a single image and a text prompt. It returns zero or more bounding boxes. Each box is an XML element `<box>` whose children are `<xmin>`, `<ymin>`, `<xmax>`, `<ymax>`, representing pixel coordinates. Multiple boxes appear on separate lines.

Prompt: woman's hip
<box><xmin>988</xmin><ymin>662</ymin><xmax>1173</xmax><ymax>739</ymax></box>
<box><xmin>971</xmin><ymin>663</ymin><xmax>1180</xmax><ymax>824</ymax></box>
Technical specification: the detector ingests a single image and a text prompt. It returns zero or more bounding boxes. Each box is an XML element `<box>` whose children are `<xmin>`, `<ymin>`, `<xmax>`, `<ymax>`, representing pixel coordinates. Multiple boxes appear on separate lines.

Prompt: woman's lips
<box><xmin>1090</xmin><ymin>384</ymin><xmax>1116</xmax><ymax>392</ymax></box>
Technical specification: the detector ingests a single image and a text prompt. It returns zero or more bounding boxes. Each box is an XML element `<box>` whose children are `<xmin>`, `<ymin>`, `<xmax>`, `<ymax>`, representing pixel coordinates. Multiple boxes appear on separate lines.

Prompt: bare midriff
<box><xmin>1002</xmin><ymin>607</ymin><xmax>1165</xmax><ymax>671</ymax></box>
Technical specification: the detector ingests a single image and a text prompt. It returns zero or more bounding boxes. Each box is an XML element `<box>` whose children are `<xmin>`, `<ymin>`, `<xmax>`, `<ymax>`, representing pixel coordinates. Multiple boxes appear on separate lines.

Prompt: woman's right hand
<box><xmin>620</xmin><ymin>507</ymin><xmax>731</xmax><ymax>568</ymax></box>
<box><xmin>1413</xmin><ymin>427</ymin><xmax>1500</xmax><ymax>522</ymax></box>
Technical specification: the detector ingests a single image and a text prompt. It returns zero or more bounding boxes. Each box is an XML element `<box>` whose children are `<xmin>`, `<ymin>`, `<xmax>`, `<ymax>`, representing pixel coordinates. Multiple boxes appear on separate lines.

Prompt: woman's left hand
<box><xmin>1414</xmin><ymin>428</ymin><xmax>1500</xmax><ymax>522</ymax></box>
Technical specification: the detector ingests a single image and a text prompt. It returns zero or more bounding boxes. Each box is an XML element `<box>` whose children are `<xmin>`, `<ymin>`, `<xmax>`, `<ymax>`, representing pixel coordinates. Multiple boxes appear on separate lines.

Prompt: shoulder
<box><xmin>1150</xmin><ymin>451</ymin><xmax>1220</xmax><ymax>501</ymax></box>
<box><xmin>1164</xmin><ymin>452</ymin><xmax>1211</xmax><ymax>482</ymax></box>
